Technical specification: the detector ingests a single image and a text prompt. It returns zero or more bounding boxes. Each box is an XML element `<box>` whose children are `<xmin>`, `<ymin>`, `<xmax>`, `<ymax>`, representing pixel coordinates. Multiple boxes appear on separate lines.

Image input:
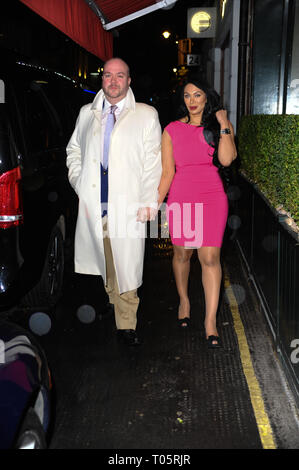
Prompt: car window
<box><xmin>0</xmin><ymin>94</ymin><xmax>21</xmax><ymax>172</ymax></box>
<box><xmin>47</xmin><ymin>82</ymin><xmax>93</xmax><ymax>140</ymax></box>
<box><xmin>44</xmin><ymin>81</ymin><xmax>84</xmax><ymax>142</ymax></box>
<box><xmin>14</xmin><ymin>79</ymin><xmax>63</xmax><ymax>155</ymax></box>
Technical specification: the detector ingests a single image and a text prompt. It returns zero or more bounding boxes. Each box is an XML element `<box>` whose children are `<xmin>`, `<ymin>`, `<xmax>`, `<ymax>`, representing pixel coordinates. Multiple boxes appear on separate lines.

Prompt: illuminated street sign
<box><xmin>187</xmin><ymin>8</ymin><xmax>217</xmax><ymax>38</ymax></box>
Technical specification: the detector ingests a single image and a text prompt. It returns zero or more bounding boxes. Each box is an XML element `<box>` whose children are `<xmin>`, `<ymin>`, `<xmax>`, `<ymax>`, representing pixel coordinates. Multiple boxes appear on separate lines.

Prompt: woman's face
<box><xmin>183</xmin><ymin>83</ymin><xmax>207</xmax><ymax>117</ymax></box>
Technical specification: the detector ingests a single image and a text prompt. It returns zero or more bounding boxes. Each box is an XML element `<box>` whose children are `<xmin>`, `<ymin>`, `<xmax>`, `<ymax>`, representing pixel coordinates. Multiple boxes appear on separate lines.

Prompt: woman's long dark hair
<box><xmin>176</xmin><ymin>77</ymin><xmax>223</xmax><ymax>170</ymax></box>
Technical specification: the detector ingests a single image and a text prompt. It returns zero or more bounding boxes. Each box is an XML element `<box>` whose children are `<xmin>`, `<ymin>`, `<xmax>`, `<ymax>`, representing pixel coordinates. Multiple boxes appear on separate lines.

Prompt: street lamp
<box><xmin>162</xmin><ymin>30</ymin><xmax>171</xmax><ymax>39</ymax></box>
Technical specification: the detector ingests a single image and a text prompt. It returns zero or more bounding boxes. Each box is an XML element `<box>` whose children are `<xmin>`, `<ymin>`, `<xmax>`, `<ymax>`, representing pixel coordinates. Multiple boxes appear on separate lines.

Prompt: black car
<box><xmin>0</xmin><ymin>49</ymin><xmax>93</xmax><ymax>311</ymax></box>
<box><xmin>0</xmin><ymin>319</ymin><xmax>52</xmax><ymax>449</ymax></box>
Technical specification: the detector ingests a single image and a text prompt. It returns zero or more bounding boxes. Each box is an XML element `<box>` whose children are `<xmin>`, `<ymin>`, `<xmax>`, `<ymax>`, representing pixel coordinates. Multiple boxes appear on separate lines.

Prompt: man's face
<box><xmin>102</xmin><ymin>59</ymin><xmax>131</xmax><ymax>104</ymax></box>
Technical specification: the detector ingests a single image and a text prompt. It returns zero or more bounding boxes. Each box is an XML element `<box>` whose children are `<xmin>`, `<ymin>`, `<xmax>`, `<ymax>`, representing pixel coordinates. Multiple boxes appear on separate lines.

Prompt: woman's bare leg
<box><xmin>197</xmin><ymin>246</ymin><xmax>222</xmax><ymax>342</ymax></box>
<box><xmin>172</xmin><ymin>245</ymin><xmax>193</xmax><ymax>323</ymax></box>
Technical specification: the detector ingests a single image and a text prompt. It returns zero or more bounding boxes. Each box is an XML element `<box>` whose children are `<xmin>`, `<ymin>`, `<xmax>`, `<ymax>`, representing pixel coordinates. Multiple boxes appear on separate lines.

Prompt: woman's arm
<box><xmin>216</xmin><ymin>110</ymin><xmax>237</xmax><ymax>167</ymax></box>
<box><xmin>158</xmin><ymin>129</ymin><xmax>176</xmax><ymax>207</ymax></box>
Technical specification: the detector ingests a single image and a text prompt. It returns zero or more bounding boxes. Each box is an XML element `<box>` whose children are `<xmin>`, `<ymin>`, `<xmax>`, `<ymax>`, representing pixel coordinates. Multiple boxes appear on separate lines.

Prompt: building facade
<box><xmin>214</xmin><ymin>0</ymin><xmax>299</xmax><ymax>129</ymax></box>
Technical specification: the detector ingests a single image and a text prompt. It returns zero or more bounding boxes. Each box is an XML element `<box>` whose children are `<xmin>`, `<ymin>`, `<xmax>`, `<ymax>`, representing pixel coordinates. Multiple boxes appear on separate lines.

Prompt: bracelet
<box><xmin>220</xmin><ymin>128</ymin><xmax>231</xmax><ymax>135</ymax></box>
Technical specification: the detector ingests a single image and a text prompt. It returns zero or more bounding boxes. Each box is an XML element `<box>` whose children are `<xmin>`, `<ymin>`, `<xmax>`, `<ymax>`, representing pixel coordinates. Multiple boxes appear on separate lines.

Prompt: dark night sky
<box><xmin>113</xmin><ymin>0</ymin><xmax>216</xmax><ymax>105</ymax></box>
<box><xmin>114</xmin><ymin>1</ymin><xmax>215</xmax><ymax>79</ymax></box>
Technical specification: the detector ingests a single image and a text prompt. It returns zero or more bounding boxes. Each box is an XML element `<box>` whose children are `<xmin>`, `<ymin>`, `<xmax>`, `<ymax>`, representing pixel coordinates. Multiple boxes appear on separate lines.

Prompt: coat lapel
<box><xmin>91</xmin><ymin>90</ymin><xmax>104</xmax><ymax>125</ymax></box>
<box><xmin>91</xmin><ymin>87</ymin><xmax>136</xmax><ymax>127</ymax></box>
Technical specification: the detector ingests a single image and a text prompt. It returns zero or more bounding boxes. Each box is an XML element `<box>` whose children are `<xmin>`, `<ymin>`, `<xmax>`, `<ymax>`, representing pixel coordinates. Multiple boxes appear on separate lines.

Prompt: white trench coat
<box><xmin>66</xmin><ymin>88</ymin><xmax>162</xmax><ymax>294</ymax></box>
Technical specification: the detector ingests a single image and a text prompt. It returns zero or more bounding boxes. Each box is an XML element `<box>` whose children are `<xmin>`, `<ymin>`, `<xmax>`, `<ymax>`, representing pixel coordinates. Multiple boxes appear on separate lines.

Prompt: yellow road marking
<box><xmin>224</xmin><ymin>274</ymin><xmax>276</xmax><ymax>449</ymax></box>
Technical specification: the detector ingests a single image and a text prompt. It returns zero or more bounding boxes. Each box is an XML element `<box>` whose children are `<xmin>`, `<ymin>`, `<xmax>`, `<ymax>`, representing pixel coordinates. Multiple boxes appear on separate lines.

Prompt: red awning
<box><xmin>97</xmin><ymin>0</ymin><xmax>160</xmax><ymax>23</ymax></box>
<box><xmin>20</xmin><ymin>0</ymin><xmax>178</xmax><ymax>60</ymax></box>
<box><xmin>95</xmin><ymin>0</ymin><xmax>178</xmax><ymax>30</ymax></box>
<box><xmin>20</xmin><ymin>0</ymin><xmax>113</xmax><ymax>61</ymax></box>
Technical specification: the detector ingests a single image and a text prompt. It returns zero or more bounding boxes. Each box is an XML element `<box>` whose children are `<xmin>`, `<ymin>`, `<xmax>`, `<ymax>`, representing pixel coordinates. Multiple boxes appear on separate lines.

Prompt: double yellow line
<box><xmin>224</xmin><ymin>274</ymin><xmax>276</xmax><ymax>449</ymax></box>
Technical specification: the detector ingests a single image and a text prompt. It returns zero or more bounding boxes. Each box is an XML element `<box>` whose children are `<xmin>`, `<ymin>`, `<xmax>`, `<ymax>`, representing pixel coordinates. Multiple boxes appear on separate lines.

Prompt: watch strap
<box><xmin>220</xmin><ymin>128</ymin><xmax>231</xmax><ymax>135</ymax></box>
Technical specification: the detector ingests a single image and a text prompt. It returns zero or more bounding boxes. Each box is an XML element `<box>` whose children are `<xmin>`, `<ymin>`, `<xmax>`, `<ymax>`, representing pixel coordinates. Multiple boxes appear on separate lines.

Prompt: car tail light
<box><xmin>0</xmin><ymin>166</ymin><xmax>23</xmax><ymax>229</ymax></box>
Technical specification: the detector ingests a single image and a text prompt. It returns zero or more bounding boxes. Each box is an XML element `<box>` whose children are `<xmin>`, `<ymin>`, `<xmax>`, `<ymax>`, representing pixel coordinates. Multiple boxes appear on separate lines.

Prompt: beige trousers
<box><xmin>102</xmin><ymin>218</ymin><xmax>139</xmax><ymax>330</ymax></box>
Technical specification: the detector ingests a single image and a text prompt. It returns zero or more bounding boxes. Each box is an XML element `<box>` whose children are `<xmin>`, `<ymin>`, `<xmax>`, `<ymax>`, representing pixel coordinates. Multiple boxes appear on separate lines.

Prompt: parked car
<box><xmin>0</xmin><ymin>319</ymin><xmax>52</xmax><ymax>448</ymax></box>
<box><xmin>0</xmin><ymin>48</ymin><xmax>93</xmax><ymax>311</ymax></box>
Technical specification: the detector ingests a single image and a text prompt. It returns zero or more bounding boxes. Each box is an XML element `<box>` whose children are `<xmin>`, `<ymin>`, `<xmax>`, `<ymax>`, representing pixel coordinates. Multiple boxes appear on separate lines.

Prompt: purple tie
<box><xmin>103</xmin><ymin>105</ymin><xmax>117</xmax><ymax>170</ymax></box>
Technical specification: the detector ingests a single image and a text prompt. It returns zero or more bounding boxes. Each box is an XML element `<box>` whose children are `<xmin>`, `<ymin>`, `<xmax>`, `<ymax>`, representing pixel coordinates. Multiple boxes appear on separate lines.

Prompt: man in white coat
<box><xmin>66</xmin><ymin>58</ymin><xmax>162</xmax><ymax>346</ymax></box>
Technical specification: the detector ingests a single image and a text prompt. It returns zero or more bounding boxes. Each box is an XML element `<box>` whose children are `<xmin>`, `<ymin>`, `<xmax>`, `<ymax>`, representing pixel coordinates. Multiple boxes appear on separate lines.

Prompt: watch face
<box><xmin>191</xmin><ymin>11</ymin><xmax>211</xmax><ymax>33</ymax></box>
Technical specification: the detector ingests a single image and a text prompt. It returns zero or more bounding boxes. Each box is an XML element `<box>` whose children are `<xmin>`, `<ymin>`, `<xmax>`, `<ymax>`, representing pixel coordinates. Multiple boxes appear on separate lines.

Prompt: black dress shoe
<box><xmin>117</xmin><ymin>329</ymin><xmax>141</xmax><ymax>347</ymax></box>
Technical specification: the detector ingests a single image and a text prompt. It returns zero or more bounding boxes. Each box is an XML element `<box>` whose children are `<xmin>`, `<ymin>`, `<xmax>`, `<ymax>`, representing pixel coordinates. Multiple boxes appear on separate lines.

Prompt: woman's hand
<box><xmin>137</xmin><ymin>207</ymin><xmax>158</xmax><ymax>222</ymax></box>
<box><xmin>215</xmin><ymin>109</ymin><xmax>230</xmax><ymax>128</ymax></box>
<box><xmin>216</xmin><ymin>110</ymin><xmax>238</xmax><ymax>166</ymax></box>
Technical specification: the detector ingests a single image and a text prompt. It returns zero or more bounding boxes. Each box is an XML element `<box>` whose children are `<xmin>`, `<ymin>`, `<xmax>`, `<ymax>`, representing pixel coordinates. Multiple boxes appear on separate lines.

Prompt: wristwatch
<box><xmin>220</xmin><ymin>128</ymin><xmax>231</xmax><ymax>135</ymax></box>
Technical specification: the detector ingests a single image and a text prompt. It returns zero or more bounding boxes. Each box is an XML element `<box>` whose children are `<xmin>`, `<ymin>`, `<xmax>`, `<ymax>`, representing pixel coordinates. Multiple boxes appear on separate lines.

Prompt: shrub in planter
<box><xmin>238</xmin><ymin>115</ymin><xmax>299</xmax><ymax>225</ymax></box>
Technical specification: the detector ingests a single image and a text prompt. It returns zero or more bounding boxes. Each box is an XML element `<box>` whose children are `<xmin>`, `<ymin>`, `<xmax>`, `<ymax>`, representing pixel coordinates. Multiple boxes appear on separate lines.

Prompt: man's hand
<box><xmin>137</xmin><ymin>207</ymin><xmax>158</xmax><ymax>222</ymax></box>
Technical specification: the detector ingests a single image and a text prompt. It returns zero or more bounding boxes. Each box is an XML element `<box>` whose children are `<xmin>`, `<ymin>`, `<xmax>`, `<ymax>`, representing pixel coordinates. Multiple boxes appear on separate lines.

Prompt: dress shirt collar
<box><xmin>91</xmin><ymin>88</ymin><xmax>136</xmax><ymax>113</ymax></box>
<box><xmin>103</xmin><ymin>97</ymin><xmax>126</xmax><ymax>114</ymax></box>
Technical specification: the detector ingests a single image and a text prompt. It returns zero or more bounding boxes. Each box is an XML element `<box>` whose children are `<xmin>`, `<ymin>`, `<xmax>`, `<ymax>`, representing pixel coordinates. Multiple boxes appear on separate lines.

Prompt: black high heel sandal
<box><xmin>178</xmin><ymin>317</ymin><xmax>190</xmax><ymax>328</ymax></box>
<box><xmin>206</xmin><ymin>335</ymin><xmax>222</xmax><ymax>349</ymax></box>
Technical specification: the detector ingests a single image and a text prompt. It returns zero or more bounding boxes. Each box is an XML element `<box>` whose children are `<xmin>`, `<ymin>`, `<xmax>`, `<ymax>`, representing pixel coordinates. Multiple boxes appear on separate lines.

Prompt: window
<box><xmin>286</xmin><ymin>1</ymin><xmax>299</xmax><ymax>114</ymax></box>
<box><xmin>15</xmin><ymin>79</ymin><xmax>63</xmax><ymax>154</ymax></box>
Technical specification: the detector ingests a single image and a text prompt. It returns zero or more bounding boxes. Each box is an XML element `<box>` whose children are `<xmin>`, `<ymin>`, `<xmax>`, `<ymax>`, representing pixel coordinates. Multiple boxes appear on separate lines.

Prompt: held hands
<box><xmin>136</xmin><ymin>207</ymin><xmax>158</xmax><ymax>223</ymax></box>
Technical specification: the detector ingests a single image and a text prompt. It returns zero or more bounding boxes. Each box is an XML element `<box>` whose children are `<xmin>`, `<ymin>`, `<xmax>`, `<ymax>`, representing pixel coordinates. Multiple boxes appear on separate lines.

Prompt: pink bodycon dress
<box><xmin>165</xmin><ymin>121</ymin><xmax>228</xmax><ymax>248</ymax></box>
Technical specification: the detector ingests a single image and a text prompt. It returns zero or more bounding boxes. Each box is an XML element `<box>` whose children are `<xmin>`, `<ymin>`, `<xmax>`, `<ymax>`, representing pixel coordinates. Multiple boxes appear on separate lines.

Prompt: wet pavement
<box><xmin>6</xmin><ymin>228</ymin><xmax>299</xmax><ymax>452</ymax></box>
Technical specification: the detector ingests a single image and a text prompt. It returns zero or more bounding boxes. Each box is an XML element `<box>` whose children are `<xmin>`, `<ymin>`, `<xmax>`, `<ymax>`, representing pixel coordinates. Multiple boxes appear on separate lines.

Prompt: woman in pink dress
<box><xmin>158</xmin><ymin>79</ymin><xmax>237</xmax><ymax>348</ymax></box>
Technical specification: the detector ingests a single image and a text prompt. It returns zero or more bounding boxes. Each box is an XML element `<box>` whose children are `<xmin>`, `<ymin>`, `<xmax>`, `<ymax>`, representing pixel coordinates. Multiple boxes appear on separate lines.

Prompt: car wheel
<box><xmin>15</xmin><ymin>407</ymin><xmax>47</xmax><ymax>449</ymax></box>
<box><xmin>22</xmin><ymin>225</ymin><xmax>64</xmax><ymax>309</ymax></box>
